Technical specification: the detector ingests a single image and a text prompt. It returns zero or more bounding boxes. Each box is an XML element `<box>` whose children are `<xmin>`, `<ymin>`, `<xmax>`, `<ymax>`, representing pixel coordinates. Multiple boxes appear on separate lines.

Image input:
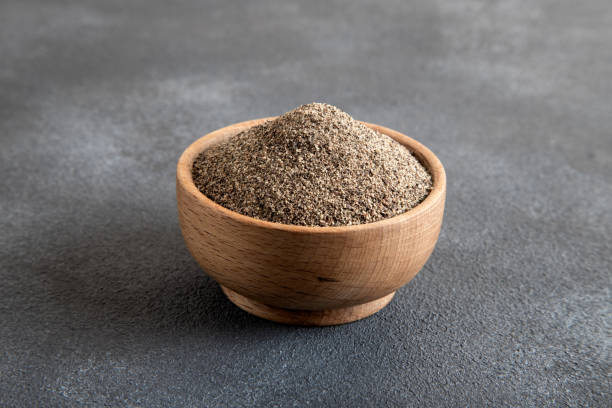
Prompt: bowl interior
<box><xmin>177</xmin><ymin>118</ymin><xmax>446</xmax><ymax>233</ymax></box>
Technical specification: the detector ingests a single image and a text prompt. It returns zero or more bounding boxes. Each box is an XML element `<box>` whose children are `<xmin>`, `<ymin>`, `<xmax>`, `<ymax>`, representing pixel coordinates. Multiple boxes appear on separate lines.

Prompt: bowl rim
<box><xmin>177</xmin><ymin>117</ymin><xmax>446</xmax><ymax>234</ymax></box>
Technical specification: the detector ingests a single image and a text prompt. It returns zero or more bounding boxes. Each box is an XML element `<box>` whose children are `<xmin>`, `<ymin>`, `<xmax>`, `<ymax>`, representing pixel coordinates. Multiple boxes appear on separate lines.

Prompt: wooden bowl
<box><xmin>176</xmin><ymin>118</ymin><xmax>446</xmax><ymax>326</ymax></box>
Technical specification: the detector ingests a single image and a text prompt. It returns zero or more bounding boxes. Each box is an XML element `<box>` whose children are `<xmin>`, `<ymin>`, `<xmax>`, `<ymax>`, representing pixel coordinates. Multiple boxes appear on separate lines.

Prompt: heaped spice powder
<box><xmin>192</xmin><ymin>103</ymin><xmax>432</xmax><ymax>227</ymax></box>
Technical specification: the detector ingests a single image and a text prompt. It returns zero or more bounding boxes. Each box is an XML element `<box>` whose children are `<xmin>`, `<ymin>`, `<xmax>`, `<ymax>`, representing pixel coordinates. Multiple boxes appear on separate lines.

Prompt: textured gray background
<box><xmin>1</xmin><ymin>0</ymin><xmax>610</xmax><ymax>406</ymax></box>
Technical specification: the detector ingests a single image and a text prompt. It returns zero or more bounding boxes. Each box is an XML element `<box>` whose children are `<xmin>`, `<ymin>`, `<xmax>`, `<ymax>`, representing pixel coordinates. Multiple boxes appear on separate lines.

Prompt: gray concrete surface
<box><xmin>1</xmin><ymin>0</ymin><xmax>610</xmax><ymax>406</ymax></box>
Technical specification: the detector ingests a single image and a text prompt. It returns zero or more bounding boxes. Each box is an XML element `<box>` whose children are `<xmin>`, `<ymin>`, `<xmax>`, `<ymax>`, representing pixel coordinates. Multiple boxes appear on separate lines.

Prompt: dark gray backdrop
<box><xmin>1</xmin><ymin>0</ymin><xmax>610</xmax><ymax>406</ymax></box>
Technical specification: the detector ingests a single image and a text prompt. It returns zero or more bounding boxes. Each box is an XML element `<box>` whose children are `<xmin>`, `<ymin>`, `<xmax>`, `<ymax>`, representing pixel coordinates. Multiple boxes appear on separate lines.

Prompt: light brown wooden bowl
<box><xmin>177</xmin><ymin>118</ymin><xmax>446</xmax><ymax>326</ymax></box>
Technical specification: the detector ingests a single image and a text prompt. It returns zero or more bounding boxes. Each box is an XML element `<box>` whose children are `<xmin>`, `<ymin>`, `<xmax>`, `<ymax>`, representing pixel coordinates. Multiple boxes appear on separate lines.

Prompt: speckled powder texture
<box><xmin>192</xmin><ymin>103</ymin><xmax>432</xmax><ymax>227</ymax></box>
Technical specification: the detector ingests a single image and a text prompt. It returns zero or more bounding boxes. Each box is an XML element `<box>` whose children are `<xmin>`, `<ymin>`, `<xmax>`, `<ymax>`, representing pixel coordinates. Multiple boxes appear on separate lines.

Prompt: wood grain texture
<box><xmin>221</xmin><ymin>286</ymin><xmax>396</xmax><ymax>326</ymax></box>
<box><xmin>176</xmin><ymin>118</ymin><xmax>446</xmax><ymax>325</ymax></box>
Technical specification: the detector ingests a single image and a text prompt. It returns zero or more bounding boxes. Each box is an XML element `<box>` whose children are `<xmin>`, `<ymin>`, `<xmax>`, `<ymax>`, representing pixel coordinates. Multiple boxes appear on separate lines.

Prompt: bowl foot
<box><xmin>220</xmin><ymin>286</ymin><xmax>395</xmax><ymax>326</ymax></box>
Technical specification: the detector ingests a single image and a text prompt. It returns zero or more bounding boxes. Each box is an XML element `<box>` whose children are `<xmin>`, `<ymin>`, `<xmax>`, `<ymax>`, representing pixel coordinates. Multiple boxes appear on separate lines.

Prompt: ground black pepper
<box><xmin>192</xmin><ymin>103</ymin><xmax>432</xmax><ymax>227</ymax></box>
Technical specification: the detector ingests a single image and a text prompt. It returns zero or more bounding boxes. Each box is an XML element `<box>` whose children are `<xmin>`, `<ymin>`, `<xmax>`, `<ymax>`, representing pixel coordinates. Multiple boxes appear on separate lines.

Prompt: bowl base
<box><xmin>220</xmin><ymin>286</ymin><xmax>395</xmax><ymax>326</ymax></box>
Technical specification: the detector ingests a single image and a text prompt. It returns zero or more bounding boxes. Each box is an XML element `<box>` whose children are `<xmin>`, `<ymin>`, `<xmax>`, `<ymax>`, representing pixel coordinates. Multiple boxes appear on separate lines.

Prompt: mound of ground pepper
<box><xmin>192</xmin><ymin>103</ymin><xmax>432</xmax><ymax>227</ymax></box>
